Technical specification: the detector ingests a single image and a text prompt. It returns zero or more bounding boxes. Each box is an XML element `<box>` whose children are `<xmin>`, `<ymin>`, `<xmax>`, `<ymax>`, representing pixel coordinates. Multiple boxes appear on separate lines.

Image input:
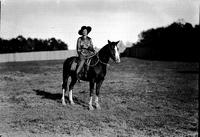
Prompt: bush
<box><xmin>0</xmin><ymin>35</ymin><xmax>68</xmax><ymax>53</ymax></box>
<box><xmin>122</xmin><ymin>20</ymin><xmax>200</xmax><ymax>61</ymax></box>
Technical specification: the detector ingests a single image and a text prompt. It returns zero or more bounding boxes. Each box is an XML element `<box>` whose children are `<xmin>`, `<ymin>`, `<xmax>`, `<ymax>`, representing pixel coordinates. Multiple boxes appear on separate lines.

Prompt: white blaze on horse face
<box><xmin>114</xmin><ymin>46</ymin><xmax>120</xmax><ymax>63</ymax></box>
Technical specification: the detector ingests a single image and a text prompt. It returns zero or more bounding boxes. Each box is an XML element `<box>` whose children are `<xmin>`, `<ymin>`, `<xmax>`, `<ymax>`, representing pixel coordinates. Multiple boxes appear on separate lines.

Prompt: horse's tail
<box><xmin>62</xmin><ymin>56</ymin><xmax>76</xmax><ymax>90</ymax></box>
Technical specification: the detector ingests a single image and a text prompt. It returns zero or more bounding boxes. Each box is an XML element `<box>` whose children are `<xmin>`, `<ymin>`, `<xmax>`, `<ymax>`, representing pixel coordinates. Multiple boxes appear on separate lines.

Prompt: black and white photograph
<box><xmin>0</xmin><ymin>0</ymin><xmax>199</xmax><ymax>136</ymax></box>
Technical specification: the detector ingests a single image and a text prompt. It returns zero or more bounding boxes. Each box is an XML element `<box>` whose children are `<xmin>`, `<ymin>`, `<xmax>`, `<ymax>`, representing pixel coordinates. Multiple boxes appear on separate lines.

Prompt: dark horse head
<box><xmin>62</xmin><ymin>40</ymin><xmax>120</xmax><ymax>110</ymax></box>
<box><xmin>101</xmin><ymin>40</ymin><xmax>120</xmax><ymax>63</ymax></box>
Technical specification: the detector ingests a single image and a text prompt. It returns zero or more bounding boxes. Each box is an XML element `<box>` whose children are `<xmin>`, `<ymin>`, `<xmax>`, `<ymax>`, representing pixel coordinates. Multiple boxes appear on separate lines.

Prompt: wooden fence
<box><xmin>122</xmin><ymin>47</ymin><xmax>161</xmax><ymax>58</ymax></box>
<box><xmin>0</xmin><ymin>50</ymin><xmax>77</xmax><ymax>63</ymax></box>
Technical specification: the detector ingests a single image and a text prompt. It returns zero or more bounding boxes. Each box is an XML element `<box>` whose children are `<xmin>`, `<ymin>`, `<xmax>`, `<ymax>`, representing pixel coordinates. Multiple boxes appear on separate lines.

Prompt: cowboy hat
<box><xmin>78</xmin><ymin>26</ymin><xmax>92</xmax><ymax>35</ymax></box>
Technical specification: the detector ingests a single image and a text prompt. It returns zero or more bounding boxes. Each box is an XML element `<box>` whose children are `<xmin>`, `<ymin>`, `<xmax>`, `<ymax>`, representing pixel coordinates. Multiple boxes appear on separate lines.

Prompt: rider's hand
<box><xmin>88</xmin><ymin>46</ymin><xmax>95</xmax><ymax>52</ymax></box>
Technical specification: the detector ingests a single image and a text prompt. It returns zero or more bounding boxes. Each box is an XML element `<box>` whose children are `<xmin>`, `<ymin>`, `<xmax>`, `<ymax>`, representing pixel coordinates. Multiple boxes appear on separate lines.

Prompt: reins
<box><xmin>86</xmin><ymin>52</ymin><xmax>110</xmax><ymax>67</ymax></box>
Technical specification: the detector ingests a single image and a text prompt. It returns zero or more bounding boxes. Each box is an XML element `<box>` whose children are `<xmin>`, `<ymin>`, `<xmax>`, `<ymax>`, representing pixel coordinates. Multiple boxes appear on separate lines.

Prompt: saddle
<box><xmin>71</xmin><ymin>57</ymin><xmax>92</xmax><ymax>79</ymax></box>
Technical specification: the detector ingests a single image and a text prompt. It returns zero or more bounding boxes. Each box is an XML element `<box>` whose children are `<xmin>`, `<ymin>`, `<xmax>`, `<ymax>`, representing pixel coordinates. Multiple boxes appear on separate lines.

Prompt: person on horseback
<box><xmin>76</xmin><ymin>26</ymin><xmax>95</xmax><ymax>80</ymax></box>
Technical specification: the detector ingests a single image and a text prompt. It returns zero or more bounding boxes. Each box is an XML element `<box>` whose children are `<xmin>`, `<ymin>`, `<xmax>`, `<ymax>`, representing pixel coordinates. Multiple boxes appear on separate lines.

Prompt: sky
<box><xmin>1</xmin><ymin>0</ymin><xmax>200</xmax><ymax>49</ymax></box>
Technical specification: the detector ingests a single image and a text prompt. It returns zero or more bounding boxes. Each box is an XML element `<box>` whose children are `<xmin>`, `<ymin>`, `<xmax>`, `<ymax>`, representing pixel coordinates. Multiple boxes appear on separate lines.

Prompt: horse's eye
<box><xmin>112</xmin><ymin>44</ymin><xmax>115</xmax><ymax>49</ymax></box>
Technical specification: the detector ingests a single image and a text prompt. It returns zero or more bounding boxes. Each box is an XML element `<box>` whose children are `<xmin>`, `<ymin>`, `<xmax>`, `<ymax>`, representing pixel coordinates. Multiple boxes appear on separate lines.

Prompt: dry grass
<box><xmin>0</xmin><ymin>58</ymin><xmax>198</xmax><ymax>137</ymax></box>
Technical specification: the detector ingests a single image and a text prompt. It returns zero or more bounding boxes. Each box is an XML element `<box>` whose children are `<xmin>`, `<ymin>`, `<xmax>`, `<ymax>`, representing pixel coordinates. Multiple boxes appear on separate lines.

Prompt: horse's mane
<box><xmin>85</xmin><ymin>43</ymin><xmax>109</xmax><ymax>59</ymax></box>
<box><xmin>97</xmin><ymin>43</ymin><xmax>109</xmax><ymax>54</ymax></box>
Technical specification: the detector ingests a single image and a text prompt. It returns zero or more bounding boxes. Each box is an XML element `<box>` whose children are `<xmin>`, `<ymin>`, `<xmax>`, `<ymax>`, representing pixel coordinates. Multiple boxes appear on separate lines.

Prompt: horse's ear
<box><xmin>116</xmin><ymin>41</ymin><xmax>120</xmax><ymax>44</ymax></box>
<box><xmin>108</xmin><ymin>40</ymin><xmax>111</xmax><ymax>44</ymax></box>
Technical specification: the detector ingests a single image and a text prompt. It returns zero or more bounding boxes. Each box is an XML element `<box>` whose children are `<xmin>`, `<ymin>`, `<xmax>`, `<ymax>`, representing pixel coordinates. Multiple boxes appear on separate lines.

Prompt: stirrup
<box><xmin>76</xmin><ymin>74</ymin><xmax>81</xmax><ymax>83</ymax></box>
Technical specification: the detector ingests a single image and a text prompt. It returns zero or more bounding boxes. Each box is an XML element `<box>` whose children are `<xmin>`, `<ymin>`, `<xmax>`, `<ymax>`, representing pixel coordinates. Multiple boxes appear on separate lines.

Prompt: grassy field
<box><xmin>0</xmin><ymin>57</ymin><xmax>198</xmax><ymax>137</ymax></box>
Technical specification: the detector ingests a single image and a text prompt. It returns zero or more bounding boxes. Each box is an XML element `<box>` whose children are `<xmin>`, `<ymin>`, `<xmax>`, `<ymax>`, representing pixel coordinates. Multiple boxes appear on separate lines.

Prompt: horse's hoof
<box><xmin>77</xmin><ymin>79</ymin><xmax>81</xmax><ymax>83</ymax></box>
<box><xmin>96</xmin><ymin>104</ymin><xmax>101</xmax><ymax>110</ymax></box>
<box><xmin>70</xmin><ymin>101</ymin><xmax>75</xmax><ymax>105</ymax></box>
<box><xmin>89</xmin><ymin>105</ymin><xmax>94</xmax><ymax>111</ymax></box>
<box><xmin>96</xmin><ymin>106</ymin><xmax>101</xmax><ymax>110</ymax></box>
<box><xmin>62</xmin><ymin>102</ymin><xmax>67</xmax><ymax>106</ymax></box>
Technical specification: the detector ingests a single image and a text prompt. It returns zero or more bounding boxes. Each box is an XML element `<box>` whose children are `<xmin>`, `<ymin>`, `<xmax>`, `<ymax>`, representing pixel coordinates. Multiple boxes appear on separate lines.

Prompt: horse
<box><xmin>61</xmin><ymin>40</ymin><xmax>120</xmax><ymax>110</ymax></box>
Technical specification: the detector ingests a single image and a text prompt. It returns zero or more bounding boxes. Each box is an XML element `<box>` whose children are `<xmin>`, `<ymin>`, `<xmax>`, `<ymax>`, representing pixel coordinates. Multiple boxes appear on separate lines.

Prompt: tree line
<box><xmin>0</xmin><ymin>35</ymin><xmax>68</xmax><ymax>54</ymax></box>
<box><xmin>122</xmin><ymin>20</ymin><xmax>200</xmax><ymax>61</ymax></box>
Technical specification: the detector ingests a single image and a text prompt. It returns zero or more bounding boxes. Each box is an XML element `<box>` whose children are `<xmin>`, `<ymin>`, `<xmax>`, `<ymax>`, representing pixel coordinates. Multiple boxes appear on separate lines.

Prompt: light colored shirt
<box><xmin>76</xmin><ymin>36</ymin><xmax>94</xmax><ymax>57</ymax></box>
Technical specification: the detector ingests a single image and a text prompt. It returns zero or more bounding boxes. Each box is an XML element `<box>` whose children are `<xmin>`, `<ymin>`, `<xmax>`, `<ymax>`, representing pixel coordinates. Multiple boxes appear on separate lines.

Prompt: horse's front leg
<box><xmin>89</xmin><ymin>81</ymin><xmax>95</xmax><ymax>110</ymax></box>
<box><xmin>62</xmin><ymin>88</ymin><xmax>67</xmax><ymax>106</ymax></box>
<box><xmin>95</xmin><ymin>80</ymin><xmax>103</xmax><ymax>110</ymax></box>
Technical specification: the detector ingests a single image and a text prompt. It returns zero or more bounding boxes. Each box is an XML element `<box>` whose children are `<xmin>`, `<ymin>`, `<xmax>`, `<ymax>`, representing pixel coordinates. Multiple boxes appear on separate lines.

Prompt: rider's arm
<box><xmin>76</xmin><ymin>38</ymin><xmax>81</xmax><ymax>55</ymax></box>
<box><xmin>89</xmin><ymin>38</ymin><xmax>95</xmax><ymax>52</ymax></box>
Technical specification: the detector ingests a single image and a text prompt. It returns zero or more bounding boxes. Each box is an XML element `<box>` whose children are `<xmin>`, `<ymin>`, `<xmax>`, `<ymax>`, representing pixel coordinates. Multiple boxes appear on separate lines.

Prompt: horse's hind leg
<box><xmin>95</xmin><ymin>80</ymin><xmax>103</xmax><ymax>110</ymax></box>
<box><xmin>62</xmin><ymin>76</ymin><xmax>69</xmax><ymax>106</ymax></box>
<box><xmin>68</xmin><ymin>77</ymin><xmax>77</xmax><ymax>105</ymax></box>
<box><xmin>89</xmin><ymin>81</ymin><xmax>95</xmax><ymax>110</ymax></box>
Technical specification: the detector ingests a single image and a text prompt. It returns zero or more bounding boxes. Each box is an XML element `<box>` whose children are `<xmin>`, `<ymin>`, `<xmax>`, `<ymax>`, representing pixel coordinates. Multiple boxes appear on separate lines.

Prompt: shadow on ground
<box><xmin>33</xmin><ymin>89</ymin><xmax>88</xmax><ymax>108</ymax></box>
